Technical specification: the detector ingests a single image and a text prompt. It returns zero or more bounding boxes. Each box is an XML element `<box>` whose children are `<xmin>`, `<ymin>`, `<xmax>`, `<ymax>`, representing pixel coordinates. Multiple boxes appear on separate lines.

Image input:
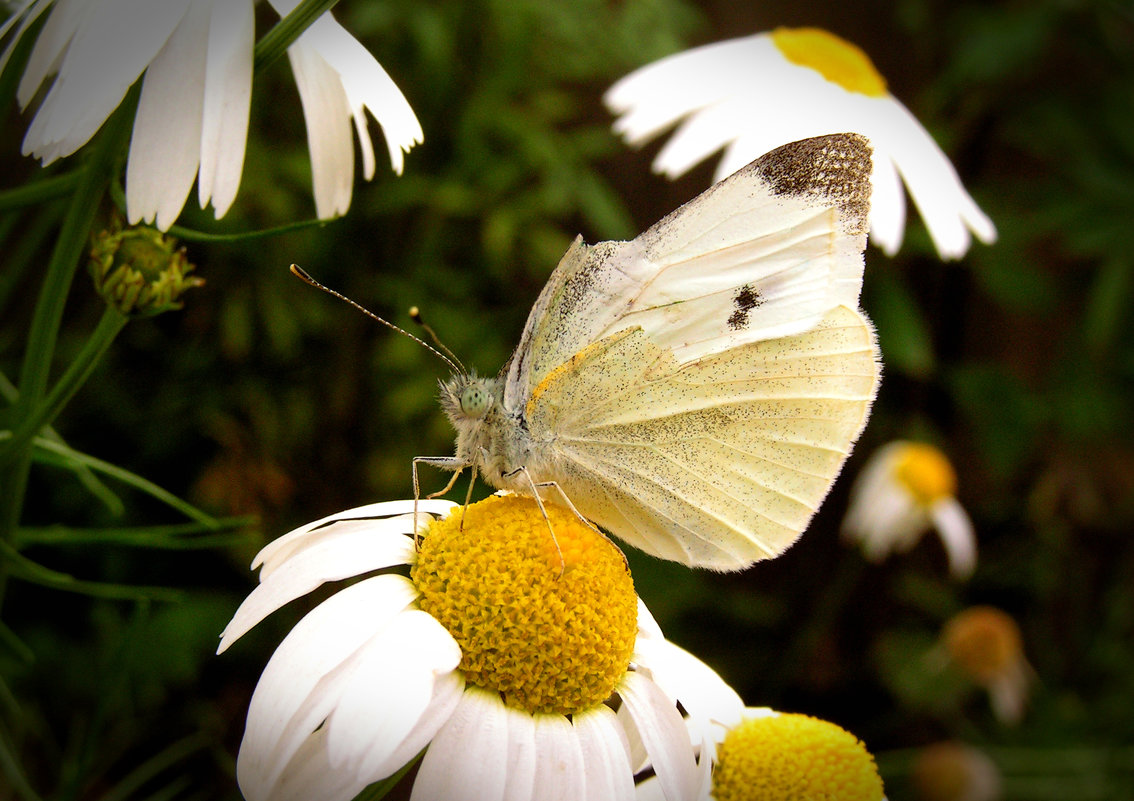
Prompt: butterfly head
<box><xmin>439</xmin><ymin>372</ymin><xmax>503</xmax><ymax>425</ymax></box>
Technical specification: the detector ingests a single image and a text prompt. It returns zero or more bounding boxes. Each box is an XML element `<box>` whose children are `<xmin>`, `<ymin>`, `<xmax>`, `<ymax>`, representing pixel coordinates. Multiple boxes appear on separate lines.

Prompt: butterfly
<box><xmin>419</xmin><ymin>133</ymin><xmax>881</xmax><ymax>571</ymax></box>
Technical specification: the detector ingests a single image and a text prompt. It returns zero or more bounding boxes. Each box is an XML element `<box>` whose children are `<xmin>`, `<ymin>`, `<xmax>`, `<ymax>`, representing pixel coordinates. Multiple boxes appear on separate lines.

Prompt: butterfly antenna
<box><xmin>409</xmin><ymin>306</ymin><xmax>467</xmax><ymax>375</ymax></box>
<box><xmin>289</xmin><ymin>265</ymin><xmax>464</xmax><ymax>375</ymax></box>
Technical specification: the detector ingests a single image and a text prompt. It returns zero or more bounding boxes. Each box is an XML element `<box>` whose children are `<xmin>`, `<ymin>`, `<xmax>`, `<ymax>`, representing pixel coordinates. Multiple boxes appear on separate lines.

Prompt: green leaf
<box><xmin>0</xmin><ymin>539</ymin><xmax>183</xmax><ymax>602</ymax></box>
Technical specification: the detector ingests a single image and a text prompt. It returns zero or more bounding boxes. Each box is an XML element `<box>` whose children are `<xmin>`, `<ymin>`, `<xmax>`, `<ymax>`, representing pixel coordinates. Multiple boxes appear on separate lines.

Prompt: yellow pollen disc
<box><xmin>771</xmin><ymin>27</ymin><xmax>888</xmax><ymax>98</ymax></box>
<box><xmin>411</xmin><ymin>495</ymin><xmax>637</xmax><ymax>715</ymax></box>
<box><xmin>893</xmin><ymin>443</ymin><xmax>958</xmax><ymax>506</ymax></box>
<box><xmin>711</xmin><ymin>713</ymin><xmax>884</xmax><ymax>801</ymax></box>
<box><xmin>944</xmin><ymin>606</ymin><xmax>1023</xmax><ymax>685</ymax></box>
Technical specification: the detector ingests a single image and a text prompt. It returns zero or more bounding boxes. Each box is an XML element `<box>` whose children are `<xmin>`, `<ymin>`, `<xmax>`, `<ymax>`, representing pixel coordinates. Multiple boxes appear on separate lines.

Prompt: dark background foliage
<box><xmin>2</xmin><ymin>0</ymin><xmax>1133</xmax><ymax>798</ymax></box>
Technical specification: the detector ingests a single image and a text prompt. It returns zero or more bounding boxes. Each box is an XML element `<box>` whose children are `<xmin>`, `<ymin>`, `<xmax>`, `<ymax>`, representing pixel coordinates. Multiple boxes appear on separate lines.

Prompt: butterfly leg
<box><xmin>502</xmin><ymin>465</ymin><xmax>565</xmax><ymax>577</ymax></box>
<box><xmin>531</xmin><ymin>480</ymin><xmax>627</xmax><ymax>571</ymax></box>
<box><xmin>413</xmin><ymin>456</ymin><xmax>466</xmax><ymax>547</ymax></box>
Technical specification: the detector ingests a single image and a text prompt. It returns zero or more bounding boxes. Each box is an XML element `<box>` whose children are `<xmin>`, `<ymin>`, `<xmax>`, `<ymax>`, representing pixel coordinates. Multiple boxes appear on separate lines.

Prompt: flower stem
<box><xmin>1</xmin><ymin>307</ymin><xmax>128</xmax><ymax>464</ymax></box>
<box><xmin>253</xmin><ymin>0</ymin><xmax>343</xmax><ymax>73</ymax></box>
<box><xmin>0</xmin><ymin>169</ymin><xmax>85</xmax><ymax>212</ymax></box>
<box><xmin>0</xmin><ymin>93</ymin><xmax>135</xmax><ymax>606</ymax></box>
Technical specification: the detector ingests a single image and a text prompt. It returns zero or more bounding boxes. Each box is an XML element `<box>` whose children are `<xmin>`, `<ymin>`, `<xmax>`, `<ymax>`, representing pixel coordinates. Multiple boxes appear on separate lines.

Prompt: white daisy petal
<box><xmin>633</xmin><ymin>638</ymin><xmax>743</xmax><ymax>734</ymax></box>
<box><xmin>298</xmin><ymin>15</ymin><xmax>423</xmax><ymax>177</ymax></box>
<box><xmin>253</xmin><ymin>500</ymin><xmax>454</xmax><ymax>574</ymax></box>
<box><xmin>235</xmin><ymin>575</ymin><xmax>419</xmax><ymax>792</ymax></box>
<box><xmin>326</xmin><ymin>610</ymin><xmax>461</xmax><ymax>777</ymax></box>
<box><xmin>217</xmin><ymin>519</ymin><xmax>416</xmax><ymax>651</ymax></box>
<box><xmin>251</xmin><ymin>725</ymin><xmax>364</xmax><ymax>801</ymax></box>
<box><xmin>930</xmin><ymin>497</ymin><xmax>977</xmax><ymax>579</ymax></box>
<box><xmin>197</xmin><ymin>0</ymin><xmax>253</xmax><ymax>216</ymax></box>
<box><xmin>16</xmin><ymin>0</ymin><xmax>91</xmax><ymax>107</ymax></box>
<box><xmin>607</xmin><ymin>30</ymin><xmax>995</xmax><ymax>260</ymax></box>
<box><xmin>618</xmin><ymin>671</ymin><xmax>699</xmax><ymax>801</ymax></box>
<box><xmin>574</xmin><ymin>706</ymin><xmax>635</xmax><ymax>801</ymax></box>
<box><xmin>286</xmin><ymin>40</ymin><xmax>354</xmax><ymax>218</ymax></box>
<box><xmin>411</xmin><ymin>686</ymin><xmax>511</xmax><ymax>801</ymax></box>
<box><xmin>532</xmin><ymin>714</ymin><xmax>585</xmax><ymax>801</ymax></box>
<box><xmin>372</xmin><ymin>670</ymin><xmax>465</xmax><ymax>778</ymax></box>
<box><xmin>22</xmin><ymin>0</ymin><xmax>195</xmax><ymax>163</ymax></box>
<box><xmin>0</xmin><ymin>0</ymin><xmax>56</xmax><ymax>85</ymax></box>
<box><xmin>501</xmin><ymin>705</ymin><xmax>537</xmax><ymax>801</ymax></box>
<box><xmin>125</xmin><ymin>0</ymin><xmax>209</xmax><ymax>229</ymax></box>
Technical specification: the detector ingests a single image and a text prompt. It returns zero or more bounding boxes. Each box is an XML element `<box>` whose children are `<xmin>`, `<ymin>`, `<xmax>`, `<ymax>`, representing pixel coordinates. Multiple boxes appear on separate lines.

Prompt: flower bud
<box><xmin>89</xmin><ymin>221</ymin><xmax>202</xmax><ymax>316</ymax></box>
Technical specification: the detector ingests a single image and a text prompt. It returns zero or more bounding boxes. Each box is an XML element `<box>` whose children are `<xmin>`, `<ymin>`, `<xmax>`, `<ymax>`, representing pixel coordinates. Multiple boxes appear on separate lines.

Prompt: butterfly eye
<box><xmin>460</xmin><ymin>385</ymin><xmax>492</xmax><ymax>419</ymax></box>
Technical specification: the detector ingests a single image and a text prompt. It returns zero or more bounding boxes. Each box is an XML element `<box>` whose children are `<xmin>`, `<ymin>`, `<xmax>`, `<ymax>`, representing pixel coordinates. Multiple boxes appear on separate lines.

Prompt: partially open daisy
<box><xmin>841</xmin><ymin>441</ymin><xmax>977</xmax><ymax>579</ymax></box>
<box><xmin>636</xmin><ymin>707</ymin><xmax>886</xmax><ymax>801</ymax></box>
<box><xmin>940</xmin><ymin>606</ymin><xmax>1031</xmax><ymax>725</ymax></box>
<box><xmin>605</xmin><ymin>27</ymin><xmax>996</xmax><ymax>260</ymax></box>
<box><xmin>2</xmin><ymin>0</ymin><xmax>422</xmax><ymax>229</ymax></box>
<box><xmin>219</xmin><ymin>494</ymin><xmax>741</xmax><ymax>801</ymax></box>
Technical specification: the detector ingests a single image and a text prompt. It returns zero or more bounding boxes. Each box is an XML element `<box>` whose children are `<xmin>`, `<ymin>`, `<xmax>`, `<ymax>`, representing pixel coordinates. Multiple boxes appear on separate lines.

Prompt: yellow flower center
<box><xmin>944</xmin><ymin>606</ymin><xmax>1023</xmax><ymax>684</ymax></box>
<box><xmin>712</xmin><ymin>713</ymin><xmax>884</xmax><ymax>801</ymax></box>
<box><xmin>770</xmin><ymin>27</ymin><xmax>888</xmax><ymax>98</ymax></box>
<box><xmin>411</xmin><ymin>495</ymin><xmax>637</xmax><ymax>715</ymax></box>
<box><xmin>893</xmin><ymin>443</ymin><xmax>958</xmax><ymax>506</ymax></box>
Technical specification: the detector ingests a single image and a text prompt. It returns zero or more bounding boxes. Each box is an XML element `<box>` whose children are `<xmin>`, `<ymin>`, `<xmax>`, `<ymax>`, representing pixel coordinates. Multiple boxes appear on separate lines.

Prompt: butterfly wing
<box><xmin>523</xmin><ymin>305</ymin><xmax>880</xmax><ymax>570</ymax></box>
<box><xmin>504</xmin><ymin>133</ymin><xmax>872</xmax><ymax>410</ymax></box>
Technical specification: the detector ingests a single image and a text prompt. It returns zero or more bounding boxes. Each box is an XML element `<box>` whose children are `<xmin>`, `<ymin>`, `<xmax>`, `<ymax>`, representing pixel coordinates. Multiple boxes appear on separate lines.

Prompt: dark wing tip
<box><xmin>747</xmin><ymin>133</ymin><xmax>873</xmax><ymax>234</ymax></box>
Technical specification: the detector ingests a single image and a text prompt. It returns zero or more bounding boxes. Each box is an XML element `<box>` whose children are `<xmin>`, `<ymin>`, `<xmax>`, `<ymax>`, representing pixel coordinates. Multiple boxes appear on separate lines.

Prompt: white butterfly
<box><xmin>420</xmin><ymin>133</ymin><xmax>881</xmax><ymax>570</ymax></box>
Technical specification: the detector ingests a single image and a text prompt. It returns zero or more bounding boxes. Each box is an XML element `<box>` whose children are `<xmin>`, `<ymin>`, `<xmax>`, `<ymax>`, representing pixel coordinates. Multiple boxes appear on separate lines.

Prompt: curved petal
<box><xmin>22</xmin><ymin>0</ymin><xmax>195</xmax><ymax>163</ymax></box>
<box><xmin>0</xmin><ymin>0</ymin><xmax>56</xmax><ymax>86</ymax></box>
<box><xmin>247</xmin><ymin>725</ymin><xmax>366</xmax><ymax>801</ymax></box>
<box><xmin>235</xmin><ymin>576</ymin><xmax>419</xmax><ymax>792</ymax></box>
<box><xmin>930</xmin><ymin>497</ymin><xmax>977</xmax><ymax>579</ymax></box>
<box><xmin>298</xmin><ymin>15</ymin><xmax>422</xmax><ymax>176</ymax></box>
<box><xmin>125</xmin><ymin>0</ymin><xmax>209</xmax><ymax>229</ymax></box>
<box><xmin>217</xmin><ymin>519</ymin><xmax>417</xmax><ymax>651</ymax></box>
<box><xmin>574</xmin><ymin>706</ymin><xmax>634</xmax><ymax>801</ymax></box>
<box><xmin>253</xmin><ymin>500</ymin><xmax>454</xmax><ymax>573</ymax></box>
<box><xmin>325</xmin><ymin>610</ymin><xmax>462</xmax><ymax>776</ymax></box>
<box><xmin>632</xmin><ymin>638</ymin><xmax>743</xmax><ymax>734</ymax></box>
<box><xmin>373</xmin><ymin>669</ymin><xmax>465</xmax><ymax>778</ymax></box>
<box><xmin>197</xmin><ymin>0</ymin><xmax>253</xmax><ymax>216</ymax></box>
<box><xmin>531</xmin><ymin>714</ymin><xmax>585</xmax><ymax>801</ymax></box>
<box><xmin>287</xmin><ymin>40</ymin><xmax>353</xmax><ymax>218</ymax></box>
<box><xmin>411</xmin><ymin>687</ymin><xmax>512</xmax><ymax>801</ymax></box>
<box><xmin>866</xmin><ymin>149</ymin><xmax>907</xmax><ymax>256</ymax></box>
<box><xmin>617</xmin><ymin>671</ymin><xmax>699</xmax><ymax>801</ymax></box>
<box><xmin>501</xmin><ymin>707</ymin><xmax>536</xmax><ymax>801</ymax></box>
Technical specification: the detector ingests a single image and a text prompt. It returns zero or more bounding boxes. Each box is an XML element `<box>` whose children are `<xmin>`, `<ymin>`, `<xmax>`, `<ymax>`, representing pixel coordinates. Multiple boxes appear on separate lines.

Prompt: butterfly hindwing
<box><xmin>523</xmin><ymin>305</ymin><xmax>880</xmax><ymax>570</ymax></box>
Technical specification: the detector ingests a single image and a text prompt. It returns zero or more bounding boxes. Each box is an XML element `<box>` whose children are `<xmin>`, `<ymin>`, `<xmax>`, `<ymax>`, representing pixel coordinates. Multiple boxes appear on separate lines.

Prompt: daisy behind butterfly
<box><xmin>422</xmin><ymin>133</ymin><xmax>881</xmax><ymax>571</ymax></box>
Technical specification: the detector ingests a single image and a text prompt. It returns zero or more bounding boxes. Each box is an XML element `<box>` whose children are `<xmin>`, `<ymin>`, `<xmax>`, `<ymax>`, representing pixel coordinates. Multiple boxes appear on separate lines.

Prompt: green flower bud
<box><xmin>89</xmin><ymin>221</ymin><xmax>203</xmax><ymax>317</ymax></box>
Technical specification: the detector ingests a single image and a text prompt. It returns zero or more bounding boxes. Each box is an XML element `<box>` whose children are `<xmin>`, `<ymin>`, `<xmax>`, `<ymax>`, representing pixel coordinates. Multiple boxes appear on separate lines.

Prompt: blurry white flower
<box><xmin>940</xmin><ymin>606</ymin><xmax>1031</xmax><ymax>725</ymax></box>
<box><xmin>842</xmin><ymin>441</ymin><xmax>977</xmax><ymax>579</ymax></box>
<box><xmin>605</xmin><ymin>27</ymin><xmax>996</xmax><ymax>260</ymax></box>
<box><xmin>219</xmin><ymin>495</ymin><xmax>742</xmax><ymax>801</ymax></box>
<box><xmin>636</xmin><ymin>707</ymin><xmax>885</xmax><ymax>801</ymax></box>
<box><xmin>1</xmin><ymin>0</ymin><xmax>422</xmax><ymax>229</ymax></box>
<box><xmin>911</xmin><ymin>741</ymin><xmax>1002</xmax><ymax>801</ymax></box>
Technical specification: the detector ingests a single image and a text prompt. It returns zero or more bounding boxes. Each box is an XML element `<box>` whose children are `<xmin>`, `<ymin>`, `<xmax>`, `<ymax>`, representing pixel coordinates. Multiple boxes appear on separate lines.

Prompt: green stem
<box><xmin>0</xmin><ymin>93</ymin><xmax>135</xmax><ymax>605</ymax></box>
<box><xmin>0</xmin><ymin>170</ymin><xmax>85</xmax><ymax>212</ymax></box>
<box><xmin>1</xmin><ymin>307</ymin><xmax>128</xmax><ymax>464</ymax></box>
<box><xmin>253</xmin><ymin>0</ymin><xmax>343</xmax><ymax>73</ymax></box>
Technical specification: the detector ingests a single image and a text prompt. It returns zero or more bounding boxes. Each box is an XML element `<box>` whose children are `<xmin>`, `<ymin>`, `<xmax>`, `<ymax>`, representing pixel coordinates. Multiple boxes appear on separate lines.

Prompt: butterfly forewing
<box><xmin>504</xmin><ymin>132</ymin><xmax>872</xmax><ymax>411</ymax></box>
<box><xmin>523</xmin><ymin>305</ymin><xmax>880</xmax><ymax>570</ymax></box>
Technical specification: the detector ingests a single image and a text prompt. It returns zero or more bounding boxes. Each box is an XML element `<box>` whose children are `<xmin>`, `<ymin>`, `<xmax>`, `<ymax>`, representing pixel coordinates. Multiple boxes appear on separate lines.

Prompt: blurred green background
<box><xmin>3</xmin><ymin>0</ymin><xmax>1133</xmax><ymax>798</ymax></box>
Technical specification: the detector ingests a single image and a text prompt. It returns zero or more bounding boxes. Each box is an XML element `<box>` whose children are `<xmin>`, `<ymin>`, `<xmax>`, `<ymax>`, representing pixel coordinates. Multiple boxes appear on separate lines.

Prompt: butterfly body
<box><xmin>430</xmin><ymin>133</ymin><xmax>881</xmax><ymax>571</ymax></box>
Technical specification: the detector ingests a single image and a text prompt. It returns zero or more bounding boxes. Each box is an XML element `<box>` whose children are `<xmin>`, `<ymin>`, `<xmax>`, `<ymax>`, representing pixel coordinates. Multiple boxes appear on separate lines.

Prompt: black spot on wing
<box><xmin>727</xmin><ymin>283</ymin><xmax>763</xmax><ymax>330</ymax></box>
<box><xmin>748</xmin><ymin>133</ymin><xmax>872</xmax><ymax>234</ymax></box>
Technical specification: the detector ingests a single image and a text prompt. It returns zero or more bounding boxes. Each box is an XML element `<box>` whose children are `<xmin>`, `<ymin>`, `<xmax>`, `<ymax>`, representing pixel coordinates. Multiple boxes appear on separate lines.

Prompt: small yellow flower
<box><xmin>219</xmin><ymin>495</ymin><xmax>742</xmax><ymax>801</ymax></box>
<box><xmin>842</xmin><ymin>442</ymin><xmax>977</xmax><ymax>579</ymax></box>
<box><xmin>605</xmin><ymin>27</ymin><xmax>996</xmax><ymax>259</ymax></box>
<box><xmin>636</xmin><ymin>708</ymin><xmax>885</xmax><ymax>801</ymax></box>
<box><xmin>942</xmin><ymin>606</ymin><xmax>1031</xmax><ymax>725</ymax></box>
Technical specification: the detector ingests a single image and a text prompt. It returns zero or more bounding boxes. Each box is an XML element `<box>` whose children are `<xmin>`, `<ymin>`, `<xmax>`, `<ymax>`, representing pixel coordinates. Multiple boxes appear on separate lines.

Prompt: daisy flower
<box><xmin>636</xmin><ymin>707</ymin><xmax>886</xmax><ymax>801</ymax></box>
<box><xmin>605</xmin><ymin>27</ymin><xmax>996</xmax><ymax>260</ymax></box>
<box><xmin>218</xmin><ymin>494</ymin><xmax>743</xmax><ymax>801</ymax></box>
<box><xmin>940</xmin><ymin>606</ymin><xmax>1031</xmax><ymax>725</ymax></box>
<box><xmin>2</xmin><ymin>0</ymin><xmax>422</xmax><ymax>229</ymax></box>
<box><xmin>911</xmin><ymin>742</ymin><xmax>1002</xmax><ymax>801</ymax></box>
<box><xmin>841</xmin><ymin>441</ymin><xmax>977</xmax><ymax>579</ymax></box>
